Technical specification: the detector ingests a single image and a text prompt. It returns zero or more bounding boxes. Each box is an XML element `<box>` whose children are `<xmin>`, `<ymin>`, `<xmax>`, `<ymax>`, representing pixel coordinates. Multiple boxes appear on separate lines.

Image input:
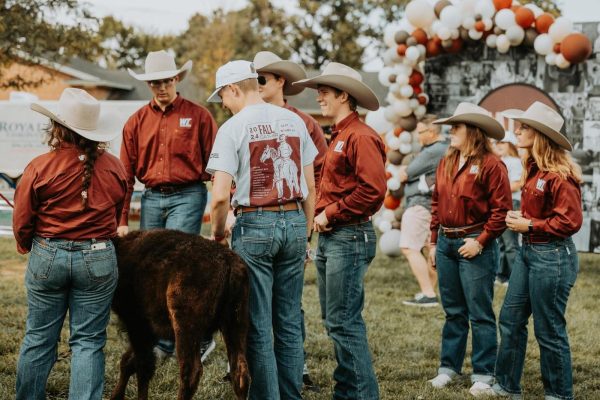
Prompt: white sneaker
<box><xmin>153</xmin><ymin>346</ymin><xmax>173</xmax><ymax>363</ymax></box>
<box><xmin>200</xmin><ymin>339</ymin><xmax>216</xmax><ymax>363</ymax></box>
<box><xmin>469</xmin><ymin>381</ymin><xmax>496</xmax><ymax>397</ymax></box>
<box><xmin>428</xmin><ymin>373</ymin><xmax>453</xmax><ymax>388</ymax></box>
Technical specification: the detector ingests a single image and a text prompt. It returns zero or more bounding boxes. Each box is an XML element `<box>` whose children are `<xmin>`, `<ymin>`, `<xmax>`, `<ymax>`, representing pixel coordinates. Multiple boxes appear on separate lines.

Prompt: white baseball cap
<box><xmin>207</xmin><ymin>60</ymin><xmax>259</xmax><ymax>103</ymax></box>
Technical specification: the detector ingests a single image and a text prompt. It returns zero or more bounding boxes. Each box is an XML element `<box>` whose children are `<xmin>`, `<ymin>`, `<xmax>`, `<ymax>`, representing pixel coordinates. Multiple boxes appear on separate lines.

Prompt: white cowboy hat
<box><xmin>207</xmin><ymin>60</ymin><xmax>258</xmax><ymax>103</ymax></box>
<box><xmin>128</xmin><ymin>50</ymin><xmax>192</xmax><ymax>82</ymax></box>
<box><xmin>503</xmin><ymin>101</ymin><xmax>572</xmax><ymax>151</ymax></box>
<box><xmin>292</xmin><ymin>62</ymin><xmax>380</xmax><ymax>111</ymax></box>
<box><xmin>433</xmin><ymin>102</ymin><xmax>505</xmax><ymax>140</ymax></box>
<box><xmin>253</xmin><ymin>51</ymin><xmax>307</xmax><ymax>96</ymax></box>
<box><xmin>30</xmin><ymin>88</ymin><xmax>120</xmax><ymax>142</ymax></box>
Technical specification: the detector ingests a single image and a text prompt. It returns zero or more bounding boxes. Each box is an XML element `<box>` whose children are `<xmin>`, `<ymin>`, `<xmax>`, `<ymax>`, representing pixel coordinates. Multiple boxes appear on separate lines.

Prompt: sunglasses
<box><xmin>257</xmin><ymin>74</ymin><xmax>279</xmax><ymax>86</ymax></box>
<box><xmin>148</xmin><ymin>78</ymin><xmax>175</xmax><ymax>88</ymax></box>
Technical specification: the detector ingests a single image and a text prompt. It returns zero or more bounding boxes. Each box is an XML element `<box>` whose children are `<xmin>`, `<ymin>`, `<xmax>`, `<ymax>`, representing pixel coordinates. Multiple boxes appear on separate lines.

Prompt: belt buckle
<box><xmin>160</xmin><ymin>186</ymin><xmax>176</xmax><ymax>194</ymax></box>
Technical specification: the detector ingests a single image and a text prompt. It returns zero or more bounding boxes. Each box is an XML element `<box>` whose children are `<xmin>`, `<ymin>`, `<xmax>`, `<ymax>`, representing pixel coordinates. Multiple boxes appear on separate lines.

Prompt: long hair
<box><xmin>45</xmin><ymin>121</ymin><xmax>105</xmax><ymax>209</ymax></box>
<box><xmin>501</xmin><ymin>141</ymin><xmax>519</xmax><ymax>158</ymax></box>
<box><xmin>444</xmin><ymin>124</ymin><xmax>495</xmax><ymax>181</ymax></box>
<box><xmin>522</xmin><ymin>131</ymin><xmax>582</xmax><ymax>184</ymax></box>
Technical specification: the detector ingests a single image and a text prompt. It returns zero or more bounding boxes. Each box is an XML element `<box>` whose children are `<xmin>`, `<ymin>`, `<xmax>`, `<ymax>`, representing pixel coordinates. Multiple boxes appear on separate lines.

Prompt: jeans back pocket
<box><xmin>82</xmin><ymin>246</ymin><xmax>117</xmax><ymax>283</ymax></box>
<box><xmin>239</xmin><ymin>221</ymin><xmax>276</xmax><ymax>258</ymax></box>
<box><xmin>29</xmin><ymin>240</ymin><xmax>57</xmax><ymax>280</ymax></box>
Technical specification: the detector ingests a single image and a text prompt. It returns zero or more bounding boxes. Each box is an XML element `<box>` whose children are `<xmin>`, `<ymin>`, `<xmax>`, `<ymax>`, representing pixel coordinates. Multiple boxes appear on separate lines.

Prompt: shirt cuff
<box><xmin>476</xmin><ymin>230</ymin><xmax>492</xmax><ymax>247</ymax></box>
<box><xmin>531</xmin><ymin>217</ymin><xmax>544</xmax><ymax>233</ymax></box>
<box><xmin>324</xmin><ymin>203</ymin><xmax>340</xmax><ymax>224</ymax></box>
<box><xmin>119</xmin><ymin>212</ymin><xmax>129</xmax><ymax>226</ymax></box>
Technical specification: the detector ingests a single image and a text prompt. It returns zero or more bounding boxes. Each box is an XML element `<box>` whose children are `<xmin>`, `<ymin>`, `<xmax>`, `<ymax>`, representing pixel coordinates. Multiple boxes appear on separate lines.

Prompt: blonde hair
<box><xmin>522</xmin><ymin>131</ymin><xmax>582</xmax><ymax>184</ymax></box>
<box><xmin>444</xmin><ymin>124</ymin><xmax>494</xmax><ymax>181</ymax></box>
<box><xmin>421</xmin><ymin>114</ymin><xmax>441</xmax><ymax>134</ymax></box>
<box><xmin>234</xmin><ymin>78</ymin><xmax>259</xmax><ymax>93</ymax></box>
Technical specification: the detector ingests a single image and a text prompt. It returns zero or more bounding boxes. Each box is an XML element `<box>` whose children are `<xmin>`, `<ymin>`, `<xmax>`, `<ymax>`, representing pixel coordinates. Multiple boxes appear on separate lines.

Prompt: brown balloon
<box><xmin>434</xmin><ymin>0</ymin><xmax>451</xmax><ymax>17</ymax></box>
<box><xmin>412</xmin><ymin>28</ymin><xmax>429</xmax><ymax>45</ymax></box>
<box><xmin>523</xmin><ymin>28</ymin><xmax>538</xmax><ymax>47</ymax></box>
<box><xmin>561</xmin><ymin>33</ymin><xmax>593</xmax><ymax>64</ymax></box>
<box><xmin>426</xmin><ymin>39</ymin><xmax>443</xmax><ymax>57</ymax></box>
<box><xmin>399</xmin><ymin>115</ymin><xmax>418</xmax><ymax>131</ymax></box>
<box><xmin>391</xmin><ymin>220</ymin><xmax>402</xmax><ymax>229</ymax></box>
<box><xmin>386</xmin><ymin>150</ymin><xmax>404</xmax><ymax>165</ymax></box>
<box><xmin>388</xmin><ymin>73</ymin><xmax>397</xmax><ymax>83</ymax></box>
<box><xmin>406</xmin><ymin>37</ymin><xmax>418</xmax><ymax>47</ymax></box>
<box><xmin>395</xmin><ymin>30</ymin><xmax>410</xmax><ymax>45</ymax></box>
<box><xmin>390</xmin><ymin>185</ymin><xmax>405</xmax><ymax>199</ymax></box>
<box><xmin>401</xmin><ymin>153</ymin><xmax>415</xmax><ymax>166</ymax></box>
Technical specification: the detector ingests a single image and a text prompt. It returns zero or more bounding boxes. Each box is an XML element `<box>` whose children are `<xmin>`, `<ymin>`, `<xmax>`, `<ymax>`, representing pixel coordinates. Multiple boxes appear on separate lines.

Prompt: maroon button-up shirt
<box><xmin>119</xmin><ymin>95</ymin><xmax>217</xmax><ymax>225</ymax></box>
<box><xmin>316</xmin><ymin>112</ymin><xmax>387</xmax><ymax>225</ymax></box>
<box><xmin>13</xmin><ymin>144</ymin><xmax>128</xmax><ymax>254</ymax></box>
<box><xmin>430</xmin><ymin>152</ymin><xmax>512</xmax><ymax>246</ymax></box>
<box><xmin>283</xmin><ymin>101</ymin><xmax>328</xmax><ymax>188</ymax></box>
<box><xmin>521</xmin><ymin>159</ymin><xmax>582</xmax><ymax>237</ymax></box>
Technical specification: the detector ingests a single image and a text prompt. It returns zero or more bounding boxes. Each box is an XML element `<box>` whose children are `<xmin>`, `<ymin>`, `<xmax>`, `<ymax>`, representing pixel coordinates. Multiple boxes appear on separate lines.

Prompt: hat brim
<box><xmin>256</xmin><ymin>61</ymin><xmax>307</xmax><ymax>96</ymax></box>
<box><xmin>433</xmin><ymin>113</ymin><xmax>505</xmax><ymax>141</ymax></box>
<box><xmin>293</xmin><ymin>75</ymin><xmax>380</xmax><ymax>111</ymax></box>
<box><xmin>30</xmin><ymin>103</ymin><xmax>121</xmax><ymax>142</ymax></box>
<box><xmin>207</xmin><ymin>87</ymin><xmax>223</xmax><ymax>103</ymax></box>
<box><xmin>128</xmin><ymin>60</ymin><xmax>192</xmax><ymax>82</ymax></box>
<box><xmin>504</xmin><ymin>115</ymin><xmax>573</xmax><ymax>151</ymax></box>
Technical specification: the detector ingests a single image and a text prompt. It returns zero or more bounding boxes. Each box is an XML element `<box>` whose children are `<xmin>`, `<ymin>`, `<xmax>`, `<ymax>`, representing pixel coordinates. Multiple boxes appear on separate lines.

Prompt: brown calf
<box><xmin>110</xmin><ymin>229</ymin><xmax>250</xmax><ymax>400</ymax></box>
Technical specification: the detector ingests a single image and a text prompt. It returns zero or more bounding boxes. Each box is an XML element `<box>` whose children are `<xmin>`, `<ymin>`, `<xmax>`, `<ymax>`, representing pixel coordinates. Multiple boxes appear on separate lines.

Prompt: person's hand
<box><xmin>225</xmin><ymin>210</ymin><xmax>236</xmax><ymax>237</ymax></box>
<box><xmin>211</xmin><ymin>234</ymin><xmax>229</xmax><ymax>246</ymax></box>
<box><xmin>314</xmin><ymin>211</ymin><xmax>332</xmax><ymax>233</ymax></box>
<box><xmin>458</xmin><ymin>238</ymin><xmax>482</xmax><ymax>258</ymax></box>
<box><xmin>429</xmin><ymin>244</ymin><xmax>436</xmax><ymax>269</ymax></box>
<box><xmin>117</xmin><ymin>225</ymin><xmax>129</xmax><ymax>237</ymax></box>
<box><xmin>506</xmin><ymin>211</ymin><xmax>530</xmax><ymax>233</ymax></box>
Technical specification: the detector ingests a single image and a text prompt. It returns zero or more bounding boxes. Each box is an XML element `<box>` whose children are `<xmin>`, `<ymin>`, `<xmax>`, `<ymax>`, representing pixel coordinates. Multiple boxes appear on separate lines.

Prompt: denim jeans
<box><xmin>494</xmin><ymin>238</ymin><xmax>578</xmax><ymax>400</ymax></box>
<box><xmin>16</xmin><ymin>237</ymin><xmax>118</xmax><ymax>400</ymax></box>
<box><xmin>231</xmin><ymin>208</ymin><xmax>307</xmax><ymax>400</ymax></box>
<box><xmin>141</xmin><ymin>182</ymin><xmax>207</xmax><ymax>353</ymax></box>
<box><xmin>315</xmin><ymin>222</ymin><xmax>379</xmax><ymax>400</ymax></box>
<box><xmin>497</xmin><ymin>200</ymin><xmax>521</xmax><ymax>282</ymax></box>
<box><xmin>435</xmin><ymin>231</ymin><xmax>498</xmax><ymax>384</ymax></box>
<box><xmin>140</xmin><ymin>182</ymin><xmax>207</xmax><ymax>235</ymax></box>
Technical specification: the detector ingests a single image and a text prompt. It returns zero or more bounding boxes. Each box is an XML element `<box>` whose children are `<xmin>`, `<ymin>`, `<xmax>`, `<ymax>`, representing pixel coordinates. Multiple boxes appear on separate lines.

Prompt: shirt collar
<box><xmin>151</xmin><ymin>93</ymin><xmax>182</xmax><ymax>112</ymax></box>
<box><xmin>331</xmin><ymin>112</ymin><xmax>359</xmax><ymax>137</ymax></box>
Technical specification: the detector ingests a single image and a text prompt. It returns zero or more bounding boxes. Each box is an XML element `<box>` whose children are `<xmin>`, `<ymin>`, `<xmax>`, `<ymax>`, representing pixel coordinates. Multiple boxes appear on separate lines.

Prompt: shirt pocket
<box><xmin>82</xmin><ymin>245</ymin><xmax>117</xmax><ymax>283</ymax></box>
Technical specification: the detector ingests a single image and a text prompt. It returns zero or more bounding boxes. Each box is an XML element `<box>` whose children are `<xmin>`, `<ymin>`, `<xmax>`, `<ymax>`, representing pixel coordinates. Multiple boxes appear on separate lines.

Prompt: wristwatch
<box><xmin>528</xmin><ymin>220</ymin><xmax>533</xmax><ymax>233</ymax></box>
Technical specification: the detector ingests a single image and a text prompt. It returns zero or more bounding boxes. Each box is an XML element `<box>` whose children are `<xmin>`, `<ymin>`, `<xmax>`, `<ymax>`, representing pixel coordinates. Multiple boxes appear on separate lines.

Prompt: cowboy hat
<box><xmin>128</xmin><ymin>50</ymin><xmax>192</xmax><ymax>82</ymax></box>
<box><xmin>253</xmin><ymin>51</ymin><xmax>307</xmax><ymax>96</ymax></box>
<box><xmin>503</xmin><ymin>101</ymin><xmax>572</xmax><ymax>151</ymax></box>
<box><xmin>30</xmin><ymin>88</ymin><xmax>120</xmax><ymax>142</ymax></box>
<box><xmin>433</xmin><ymin>102</ymin><xmax>505</xmax><ymax>140</ymax></box>
<box><xmin>292</xmin><ymin>62</ymin><xmax>380</xmax><ymax>111</ymax></box>
<box><xmin>207</xmin><ymin>60</ymin><xmax>259</xmax><ymax>103</ymax></box>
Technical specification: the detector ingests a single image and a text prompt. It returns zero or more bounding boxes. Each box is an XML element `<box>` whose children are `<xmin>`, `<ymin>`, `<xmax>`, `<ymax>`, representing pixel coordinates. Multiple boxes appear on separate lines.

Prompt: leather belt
<box><xmin>441</xmin><ymin>221</ymin><xmax>486</xmax><ymax>238</ymax></box>
<box><xmin>522</xmin><ymin>233</ymin><xmax>562</xmax><ymax>244</ymax></box>
<box><xmin>332</xmin><ymin>217</ymin><xmax>371</xmax><ymax>228</ymax></box>
<box><xmin>235</xmin><ymin>201</ymin><xmax>300</xmax><ymax>215</ymax></box>
<box><xmin>149</xmin><ymin>181</ymin><xmax>202</xmax><ymax>194</ymax></box>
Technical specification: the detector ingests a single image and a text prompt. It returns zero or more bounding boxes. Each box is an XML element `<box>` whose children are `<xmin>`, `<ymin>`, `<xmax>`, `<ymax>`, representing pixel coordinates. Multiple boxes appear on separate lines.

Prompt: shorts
<box><xmin>399</xmin><ymin>205</ymin><xmax>431</xmax><ymax>251</ymax></box>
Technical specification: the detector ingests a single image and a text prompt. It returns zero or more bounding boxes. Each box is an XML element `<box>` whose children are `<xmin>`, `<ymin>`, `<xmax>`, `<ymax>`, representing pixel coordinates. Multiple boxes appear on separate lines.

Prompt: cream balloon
<box><xmin>399</xmin><ymin>143</ymin><xmax>413</xmax><ymax>154</ymax></box>
<box><xmin>440</xmin><ymin>6</ymin><xmax>462</xmax><ymax>29</ymax></box>
<box><xmin>545</xmin><ymin>52</ymin><xmax>557</xmax><ymax>66</ymax></box>
<box><xmin>474</xmin><ymin>0</ymin><xmax>496</xmax><ymax>19</ymax></box>
<box><xmin>392</xmin><ymin>98</ymin><xmax>413</xmax><ymax>117</ymax></box>
<box><xmin>400</xmin><ymin>85</ymin><xmax>414</xmax><ymax>98</ymax></box>
<box><xmin>378</xmin><ymin>229</ymin><xmax>402</xmax><ymax>257</ymax></box>
<box><xmin>414</xmin><ymin>105</ymin><xmax>427</xmax><ymax>118</ymax></box>
<box><xmin>405</xmin><ymin>45</ymin><xmax>421</xmax><ymax>61</ymax></box>
<box><xmin>495</xmin><ymin>9</ymin><xmax>516</xmax><ymax>30</ymax></box>
<box><xmin>548</xmin><ymin>17</ymin><xmax>573</xmax><ymax>44</ymax></box>
<box><xmin>486</xmin><ymin>34</ymin><xmax>498</xmax><ymax>48</ymax></box>
<box><xmin>405</xmin><ymin>0</ymin><xmax>435</xmax><ymax>29</ymax></box>
<box><xmin>534</xmin><ymin>34</ymin><xmax>553</xmax><ymax>55</ymax></box>
<box><xmin>506</xmin><ymin>25</ymin><xmax>525</xmax><ymax>46</ymax></box>
<box><xmin>463</xmin><ymin>16</ymin><xmax>475</xmax><ymax>30</ymax></box>
<box><xmin>387</xmin><ymin>136</ymin><xmax>402</xmax><ymax>151</ymax></box>
<box><xmin>378</xmin><ymin>219</ymin><xmax>393</xmax><ymax>233</ymax></box>
<box><xmin>555</xmin><ymin>53</ymin><xmax>571</xmax><ymax>69</ymax></box>
<box><xmin>365</xmin><ymin>108</ymin><xmax>394</xmax><ymax>133</ymax></box>
<box><xmin>468</xmin><ymin>28</ymin><xmax>484</xmax><ymax>40</ymax></box>
<box><xmin>497</xmin><ymin>34</ymin><xmax>511</xmax><ymax>53</ymax></box>
<box><xmin>378</xmin><ymin>67</ymin><xmax>395</xmax><ymax>87</ymax></box>
<box><xmin>438</xmin><ymin>25</ymin><xmax>451</xmax><ymax>40</ymax></box>
<box><xmin>399</xmin><ymin>131</ymin><xmax>412</xmax><ymax>144</ymax></box>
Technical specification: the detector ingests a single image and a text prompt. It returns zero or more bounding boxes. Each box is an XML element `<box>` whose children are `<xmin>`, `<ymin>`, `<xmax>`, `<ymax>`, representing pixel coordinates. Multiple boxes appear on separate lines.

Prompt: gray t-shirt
<box><xmin>404</xmin><ymin>139</ymin><xmax>448</xmax><ymax>210</ymax></box>
<box><xmin>207</xmin><ymin>103</ymin><xmax>318</xmax><ymax>208</ymax></box>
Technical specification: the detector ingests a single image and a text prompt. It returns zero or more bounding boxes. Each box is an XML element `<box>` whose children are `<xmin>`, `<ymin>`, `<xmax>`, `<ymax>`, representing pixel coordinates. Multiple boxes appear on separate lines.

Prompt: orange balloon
<box><xmin>413</xmin><ymin>85</ymin><xmax>423</xmax><ymax>95</ymax></box>
<box><xmin>384</xmin><ymin>195</ymin><xmax>401</xmax><ymax>209</ymax></box>
<box><xmin>493</xmin><ymin>0</ymin><xmax>512</xmax><ymax>10</ymax></box>
<box><xmin>515</xmin><ymin>7</ymin><xmax>535</xmax><ymax>28</ymax></box>
<box><xmin>409</xmin><ymin>70</ymin><xmax>424</xmax><ymax>86</ymax></box>
<box><xmin>561</xmin><ymin>32</ymin><xmax>593</xmax><ymax>63</ymax></box>
<box><xmin>553</xmin><ymin>43</ymin><xmax>561</xmax><ymax>54</ymax></box>
<box><xmin>426</xmin><ymin>39</ymin><xmax>442</xmax><ymax>57</ymax></box>
<box><xmin>412</xmin><ymin>28</ymin><xmax>429</xmax><ymax>45</ymax></box>
<box><xmin>447</xmin><ymin>38</ymin><xmax>463</xmax><ymax>53</ymax></box>
<box><xmin>475</xmin><ymin>20</ymin><xmax>486</xmax><ymax>32</ymax></box>
<box><xmin>417</xmin><ymin>94</ymin><xmax>428</xmax><ymax>105</ymax></box>
<box><xmin>396</xmin><ymin>44</ymin><xmax>407</xmax><ymax>56</ymax></box>
<box><xmin>385</xmin><ymin>171</ymin><xmax>393</xmax><ymax>180</ymax></box>
<box><xmin>393</xmin><ymin>127</ymin><xmax>404</xmax><ymax>137</ymax></box>
<box><xmin>535</xmin><ymin>13</ymin><xmax>554</xmax><ymax>34</ymax></box>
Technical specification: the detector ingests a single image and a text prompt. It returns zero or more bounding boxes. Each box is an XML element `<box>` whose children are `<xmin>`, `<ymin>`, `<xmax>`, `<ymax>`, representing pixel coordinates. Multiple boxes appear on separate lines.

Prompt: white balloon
<box><xmin>534</xmin><ymin>33</ymin><xmax>553</xmax><ymax>55</ymax></box>
<box><xmin>468</xmin><ymin>28</ymin><xmax>484</xmax><ymax>40</ymax></box>
<box><xmin>555</xmin><ymin>53</ymin><xmax>571</xmax><ymax>69</ymax></box>
<box><xmin>431</xmin><ymin>20</ymin><xmax>443</xmax><ymax>35</ymax></box>
<box><xmin>399</xmin><ymin>143</ymin><xmax>413</xmax><ymax>154</ymax></box>
<box><xmin>405</xmin><ymin>0</ymin><xmax>435</xmax><ymax>29</ymax></box>
<box><xmin>409</xmin><ymin>98</ymin><xmax>420</xmax><ymax>109</ymax></box>
<box><xmin>474</xmin><ymin>0</ymin><xmax>496</xmax><ymax>19</ymax></box>
<box><xmin>399</xmin><ymin>131</ymin><xmax>412</xmax><ymax>144</ymax></box>
<box><xmin>497</xmin><ymin>34</ymin><xmax>511</xmax><ymax>53</ymax></box>
<box><xmin>417</xmin><ymin>44</ymin><xmax>427</xmax><ymax>57</ymax></box>
<box><xmin>400</xmin><ymin>85</ymin><xmax>414</xmax><ymax>98</ymax></box>
<box><xmin>548</xmin><ymin>17</ymin><xmax>573</xmax><ymax>44</ymax></box>
<box><xmin>387</xmin><ymin>136</ymin><xmax>402</xmax><ymax>151</ymax></box>
<box><xmin>382</xmin><ymin>208</ymin><xmax>396</xmax><ymax>221</ymax></box>
<box><xmin>378</xmin><ymin>229</ymin><xmax>402</xmax><ymax>257</ymax></box>
<box><xmin>396</xmin><ymin>64</ymin><xmax>413</xmax><ymax>76</ymax></box>
<box><xmin>505</xmin><ymin>25</ymin><xmax>525</xmax><ymax>46</ymax></box>
<box><xmin>483</xmin><ymin>17</ymin><xmax>494</xmax><ymax>32</ymax></box>
<box><xmin>384</xmin><ymin>23</ymin><xmax>402</xmax><ymax>48</ymax></box>
<box><xmin>545</xmin><ymin>53</ymin><xmax>557</xmax><ymax>66</ymax></box>
<box><xmin>384</xmin><ymin>106</ymin><xmax>399</xmax><ymax>123</ymax></box>
<box><xmin>440</xmin><ymin>6</ymin><xmax>462</xmax><ymax>30</ymax></box>
<box><xmin>385</xmin><ymin>130</ymin><xmax>396</xmax><ymax>144</ymax></box>
<box><xmin>365</xmin><ymin>108</ymin><xmax>394</xmax><ymax>134</ymax></box>
<box><xmin>462</xmin><ymin>16</ymin><xmax>476</xmax><ymax>30</ymax></box>
<box><xmin>486</xmin><ymin>34</ymin><xmax>498</xmax><ymax>48</ymax></box>
<box><xmin>450</xmin><ymin>29</ymin><xmax>460</xmax><ymax>40</ymax></box>
<box><xmin>459</xmin><ymin>0</ymin><xmax>478</xmax><ymax>16</ymax></box>
<box><xmin>378</xmin><ymin>220</ymin><xmax>393</xmax><ymax>233</ymax></box>
<box><xmin>495</xmin><ymin>9</ymin><xmax>516</xmax><ymax>30</ymax></box>
<box><xmin>405</xmin><ymin>46</ymin><xmax>420</xmax><ymax>61</ymax></box>
<box><xmin>395</xmin><ymin>73</ymin><xmax>409</xmax><ymax>86</ymax></box>
<box><xmin>438</xmin><ymin>26</ymin><xmax>451</xmax><ymax>41</ymax></box>
<box><xmin>392</xmin><ymin>98</ymin><xmax>413</xmax><ymax>117</ymax></box>
<box><xmin>398</xmin><ymin>16</ymin><xmax>416</xmax><ymax>34</ymax></box>
<box><xmin>414</xmin><ymin>105</ymin><xmax>427</xmax><ymax>118</ymax></box>
<box><xmin>524</xmin><ymin>3</ymin><xmax>543</xmax><ymax>18</ymax></box>
<box><xmin>378</xmin><ymin>67</ymin><xmax>395</xmax><ymax>87</ymax></box>
<box><xmin>383</xmin><ymin>47</ymin><xmax>401</xmax><ymax>65</ymax></box>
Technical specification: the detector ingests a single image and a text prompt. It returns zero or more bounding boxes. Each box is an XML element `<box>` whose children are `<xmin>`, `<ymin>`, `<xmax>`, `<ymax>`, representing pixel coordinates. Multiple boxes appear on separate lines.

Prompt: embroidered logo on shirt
<box><xmin>536</xmin><ymin>178</ymin><xmax>546</xmax><ymax>191</ymax></box>
<box><xmin>179</xmin><ymin>118</ymin><xmax>192</xmax><ymax>128</ymax></box>
<box><xmin>209</xmin><ymin>153</ymin><xmax>219</xmax><ymax>159</ymax></box>
<box><xmin>334</xmin><ymin>141</ymin><xmax>344</xmax><ymax>153</ymax></box>
<box><xmin>469</xmin><ymin>165</ymin><xmax>479</xmax><ymax>174</ymax></box>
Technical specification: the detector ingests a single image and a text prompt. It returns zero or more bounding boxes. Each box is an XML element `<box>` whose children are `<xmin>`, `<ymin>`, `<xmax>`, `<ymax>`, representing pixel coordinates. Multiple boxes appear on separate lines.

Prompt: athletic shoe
<box><xmin>428</xmin><ymin>373</ymin><xmax>453</xmax><ymax>388</ymax></box>
<box><xmin>469</xmin><ymin>381</ymin><xmax>496</xmax><ymax>396</ymax></box>
<box><xmin>200</xmin><ymin>339</ymin><xmax>216</xmax><ymax>363</ymax></box>
<box><xmin>153</xmin><ymin>346</ymin><xmax>173</xmax><ymax>363</ymax></box>
<box><xmin>403</xmin><ymin>293</ymin><xmax>439</xmax><ymax>307</ymax></box>
<box><xmin>303</xmin><ymin>373</ymin><xmax>321</xmax><ymax>393</ymax></box>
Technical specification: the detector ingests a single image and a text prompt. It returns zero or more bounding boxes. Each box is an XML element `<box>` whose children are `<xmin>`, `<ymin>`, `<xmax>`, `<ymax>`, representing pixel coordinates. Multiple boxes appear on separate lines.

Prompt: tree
<box><xmin>0</xmin><ymin>0</ymin><xmax>99</xmax><ymax>89</ymax></box>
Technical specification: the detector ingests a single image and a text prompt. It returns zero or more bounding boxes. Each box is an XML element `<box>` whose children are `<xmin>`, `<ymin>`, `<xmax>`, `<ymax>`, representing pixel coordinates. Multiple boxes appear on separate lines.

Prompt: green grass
<box><xmin>0</xmin><ymin>236</ymin><xmax>599</xmax><ymax>399</ymax></box>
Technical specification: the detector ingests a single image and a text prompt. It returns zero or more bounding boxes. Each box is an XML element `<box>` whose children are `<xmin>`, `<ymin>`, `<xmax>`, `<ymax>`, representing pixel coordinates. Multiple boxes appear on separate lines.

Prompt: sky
<box><xmin>80</xmin><ymin>0</ymin><xmax>599</xmax><ymax>70</ymax></box>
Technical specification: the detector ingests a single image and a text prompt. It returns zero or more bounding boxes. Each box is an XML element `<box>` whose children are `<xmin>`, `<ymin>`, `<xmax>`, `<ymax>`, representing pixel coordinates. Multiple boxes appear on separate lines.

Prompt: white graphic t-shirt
<box><xmin>207</xmin><ymin>103</ymin><xmax>318</xmax><ymax>208</ymax></box>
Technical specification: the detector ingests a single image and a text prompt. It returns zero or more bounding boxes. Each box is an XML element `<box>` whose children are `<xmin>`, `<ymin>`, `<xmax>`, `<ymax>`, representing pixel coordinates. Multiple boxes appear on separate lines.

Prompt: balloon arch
<box><xmin>368</xmin><ymin>0</ymin><xmax>594</xmax><ymax>256</ymax></box>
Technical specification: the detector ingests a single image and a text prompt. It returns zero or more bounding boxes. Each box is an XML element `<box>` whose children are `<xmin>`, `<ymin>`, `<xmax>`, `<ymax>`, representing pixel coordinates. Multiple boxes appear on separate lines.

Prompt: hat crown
<box><xmin>453</xmin><ymin>102</ymin><xmax>492</xmax><ymax>118</ymax></box>
<box><xmin>144</xmin><ymin>50</ymin><xmax>177</xmax><ymax>74</ymax></box>
<box><xmin>253</xmin><ymin>51</ymin><xmax>283</xmax><ymax>69</ymax></box>
<box><xmin>524</xmin><ymin>101</ymin><xmax>564</xmax><ymax>131</ymax></box>
<box><xmin>322</xmin><ymin>62</ymin><xmax>363</xmax><ymax>82</ymax></box>
<box><xmin>57</xmin><ymin>89</ymin><xmax>100</xmax><ymax>131</ymax></box>
<box><xmin>215</xmin><ymin>60</ymin><xmax>258</xmax><ymax>88</ymax></box>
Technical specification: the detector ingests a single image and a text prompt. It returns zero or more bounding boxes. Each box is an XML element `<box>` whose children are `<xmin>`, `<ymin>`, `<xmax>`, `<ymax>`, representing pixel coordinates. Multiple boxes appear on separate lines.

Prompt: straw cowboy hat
<box><xmin>433</xmin><ymin>102</ymin><xmax>505</xmax><ymax>140</ymax></box>
<box><xmin>128</xmin><ymin>50</ymin><xmax>192</xmax><ymax>81</ymax></box>
<box><xmin>503</xmin><ymin>101</ymin><xmax>572</xmax><ymax>151</ymax></box>
<box><xmin>253</xmin><ymin>51</ymin><xmax>307</xmax><ymax>96</ymax></box>
<box><xmin>292</xmin><ymin>62</ymin><xmax>380</xmax><ymax>111</ymax></box>
<box><xmin>31</xmin><ymin>88</ymin><xmax>120</xmax><ymax>142</ymax></box>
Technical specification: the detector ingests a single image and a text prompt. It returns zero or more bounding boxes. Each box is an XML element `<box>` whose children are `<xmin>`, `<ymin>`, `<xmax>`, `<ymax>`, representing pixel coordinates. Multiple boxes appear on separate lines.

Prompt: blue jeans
<box><xmin>315</xmin><ymin>222</ymin><xmax>379</xmax><ymax>400</ymax></box>
<box><xmin>497</xmin><ymin>200</ymin><xmax>521</xmax><ymax>282</ymax></box>
<box><xmin>140</xmin><ymin>182</ymin><xmax>207</xmax><ymax>235</ymax></box>
<box><xmin>494</xmin><ymin>238</ymin><xmax>578</xmax><ymax>400</ymax></box>
<box><xmin>141</xmin><ymin>182</ymin><xmax>207</xmax><ymax>353</ymax></box>
<box><xmin>435</xmin><ymin>232</ymin><xmax>498</xmax><ymax>384</ymax></box>
<box><xmin>16</xmin><ymin>237</ymin><xmax>118</xmax><ymax>400</ymax></box>
<box><xmin>231</xmin><ymin>208</ymin><xmax>307</xmax><ymax>400</ymax></box>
